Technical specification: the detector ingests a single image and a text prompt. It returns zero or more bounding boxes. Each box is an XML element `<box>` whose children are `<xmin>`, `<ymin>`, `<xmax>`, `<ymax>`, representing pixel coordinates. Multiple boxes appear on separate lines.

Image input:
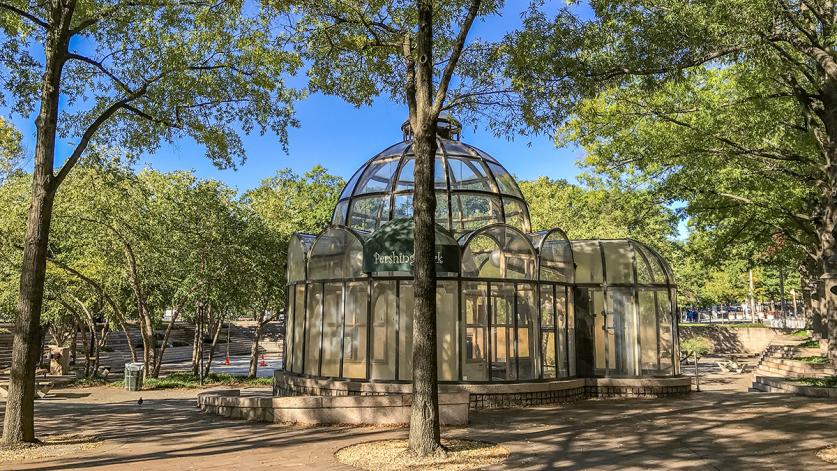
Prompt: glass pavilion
<box><xmin>285</xmin><ymin>120</ymin><xmax>679</xmax><ymax>383</ymax></box>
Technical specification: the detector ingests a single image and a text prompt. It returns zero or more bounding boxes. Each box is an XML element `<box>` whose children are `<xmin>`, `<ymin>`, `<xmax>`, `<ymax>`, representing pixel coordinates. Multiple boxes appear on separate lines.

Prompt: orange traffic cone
<box><xmin>259</xmin><ymin>354</ymin><xmax>267</xmax><ymax>367</ymax></box>
<box><xmin>224</xmin><ymin>355</ymin><xmax>230</xmax><ymax>365</ymax></box>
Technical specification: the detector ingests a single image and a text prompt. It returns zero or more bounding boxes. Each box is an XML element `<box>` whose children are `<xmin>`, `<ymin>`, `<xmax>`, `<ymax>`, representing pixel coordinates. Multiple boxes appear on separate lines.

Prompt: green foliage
<box><xmin>790</xmin><ymin>330</ymin><xmax>810</xmax><ymax>338</ymax></box>
<box><xmin>680</xmin><ymin>336</ymin><xmax>712</xmax><ymax>359</ymax></box>
<box><xmin>796</xmin><ymin>356</ymin><xmax>828</xmax><ymax>366</ymax></box>
<box><xmin>135</xmin><ymin>372</ymin><xmax>272</xmax><ymax>390</ymax></box>
<box><xmin>0</xmin><ymin>118</ymin><xmax>23</xmax><ymax>183</ymax></box>
<box><xmin>798</xmin><ymin>339</ymin><xmax>820</xmax><ymax>348</ymax></box>
<box><xmin>793</xmin><ymin>376</ymin><xmax>837</xmax><ymax>388</ymax></box>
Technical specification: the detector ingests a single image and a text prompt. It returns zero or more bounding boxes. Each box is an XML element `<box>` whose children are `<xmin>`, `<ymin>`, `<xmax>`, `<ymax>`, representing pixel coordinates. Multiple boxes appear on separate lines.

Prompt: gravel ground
<box><xmin>335</xmin><ymin>438</ymin><xmax>508</xmax><ymax>470</ymax></box>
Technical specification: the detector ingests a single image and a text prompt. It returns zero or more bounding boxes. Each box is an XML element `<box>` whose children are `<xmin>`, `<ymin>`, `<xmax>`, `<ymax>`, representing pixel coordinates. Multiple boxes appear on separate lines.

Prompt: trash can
<box><xmin>124</xmin><ymin>363</ymin><xmax>144</xmax><ymax>391</ymax></box>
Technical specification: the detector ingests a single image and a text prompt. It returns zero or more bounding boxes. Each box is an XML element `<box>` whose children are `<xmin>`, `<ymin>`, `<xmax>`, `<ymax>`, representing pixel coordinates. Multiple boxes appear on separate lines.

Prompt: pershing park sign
<box><xmin>362</xmin><ymin>218</ymin><xmax>460</xmax><ymax>274</ymax></box>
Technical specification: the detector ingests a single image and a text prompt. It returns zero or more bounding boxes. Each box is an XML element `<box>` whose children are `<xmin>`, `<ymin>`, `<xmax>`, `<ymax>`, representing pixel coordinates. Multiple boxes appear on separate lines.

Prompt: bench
<box><xmin>717</xmin><ymin>359</ymin><xmax>745</xmax><ymax>374</ymax></box>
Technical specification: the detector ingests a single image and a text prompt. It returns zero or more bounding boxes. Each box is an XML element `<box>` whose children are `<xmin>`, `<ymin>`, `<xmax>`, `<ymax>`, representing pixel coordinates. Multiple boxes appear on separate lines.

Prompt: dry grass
<box><xmin>818</xmin><ymin>445</ymin><xmax>837</xmax><ymax>464</ymax></box>
<box><xmin>335</xmin><ymin>438</ymin><xmax>508</xmax><ymax>471</ymax></box>
<box><xmin>0</xmin><ymin>433</ymin><xmax>102</xmax><ymax>463</ymax></box>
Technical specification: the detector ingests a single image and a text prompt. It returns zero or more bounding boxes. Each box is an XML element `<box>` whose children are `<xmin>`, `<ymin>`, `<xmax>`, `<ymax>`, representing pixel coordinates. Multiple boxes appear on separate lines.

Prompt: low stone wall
<box><xmin>197</xmin><ymin>389</ymin><xmax>469</xmax><ymax>426</ymax></box>
<box><xmin>754</xmin><ymin>376</ymin><xmax>837</xmax><ymax>398</ymax></box>
<box><xmin>273</xmin><ymin>371</ymin><xmax>692</xmax><ymax>411</ymax></box>
<box><xmin>680</xmin><ymin>326</ymin><xmax>788</xmax><ymax>354</ymax></box>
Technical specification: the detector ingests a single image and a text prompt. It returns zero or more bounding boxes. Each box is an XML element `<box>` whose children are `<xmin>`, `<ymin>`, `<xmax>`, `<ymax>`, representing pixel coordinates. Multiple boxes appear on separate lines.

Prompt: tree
<box><xmin>292</xmin><ymin>0</ymin><xmax>510</xmax><ymax>455</ymax></box>
<box><xmin>0</xmin><ymin>118</ymin><xmax>23</xmax><ymax>183</ymax></box>
<box><xmin>245</xmin><ymin>166</ymin><xmax>343</xmax><ymax>378</ymax></box>
<box><xmin>0</xmin><ymin>0</ymin><xmax>301</xmax><ymax>443</ymax></box>
<box><xmin>506</xmin><ymin>1</ymin><xmax>837</xmax><ymax>363</ymax></box>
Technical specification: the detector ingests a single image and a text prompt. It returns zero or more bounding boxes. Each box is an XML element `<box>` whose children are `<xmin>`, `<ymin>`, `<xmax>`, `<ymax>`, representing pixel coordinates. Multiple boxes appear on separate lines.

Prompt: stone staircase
<box><xmin>749</xmin><ymin>333</ymin><xmax>832</xmax><ymax>394</ymax></box>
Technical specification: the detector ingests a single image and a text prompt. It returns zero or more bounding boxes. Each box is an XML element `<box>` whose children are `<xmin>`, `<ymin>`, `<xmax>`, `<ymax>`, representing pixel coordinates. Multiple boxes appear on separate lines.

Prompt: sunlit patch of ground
<box><xmin>818</xmin><ymin>444</ymin><xmax>837</xmax><ymax>464</ymax></box>
<box><xmin>0</xmin><ymin>433</ymin><xmax>102</xmax><ymax>463</ymax></box>
<box><xmin>335</xmin><ymin>438</ymin><xmax>508</xmax><ymax>470</ymax></box>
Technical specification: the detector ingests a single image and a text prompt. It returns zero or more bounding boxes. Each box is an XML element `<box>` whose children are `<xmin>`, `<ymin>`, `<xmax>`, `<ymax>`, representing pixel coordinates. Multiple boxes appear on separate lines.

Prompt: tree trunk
<box><xmin>249</xmin><ymin>316</ymin><xmax>265</xmax><ymax>379</ymax></box>
<box><xmin>817</xmin><ymin>90</ymin><xmax>837</xmax><ymax>364</ymax></box>
<box><xmin>2</xmin><ymin>0</ymin><xmax>74</xmax><ymax>443</ymax></box>
<box><xmin>77</xmin><ymin>317</ymin><xmax>90</xmax><ymax>377</ymax></box>
<box><xmin>202</xmin><ymin>312</ymin><xmax>223</xmax><ymax>378</ymax></box>
<box><xmin>191</xmin><ymin>304</ymin><xmax>203</xmax><ymax>376</ymax></box>
<box><xmin>407</xmin><ymin>2</ymin><xmax>442</xmax><ymax>456</ymax></box>
<box><xmin>121</xmin><ymin>321</ymin><xmax>137</xmax><ymax>364</ymax></box>
<box><xmin>152</xmin><ymin>309</ymin><xmax>180</xmax><ymax>378</ymax></box>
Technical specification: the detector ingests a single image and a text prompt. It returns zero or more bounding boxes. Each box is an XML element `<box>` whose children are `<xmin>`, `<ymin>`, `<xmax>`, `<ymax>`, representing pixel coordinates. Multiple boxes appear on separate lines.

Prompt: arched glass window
<box><xmin>601</xmin><ymin>240</ymin><xmax>635</xmax><ymax>285</ymax></box>
<box><xmin>287</xmin><ymin>233</ymin><xmax>316</xmax><ymax>283</ymax></box>
<box><xmin>307</xmin><ymin>227</ymin><xmax>365</xmax><ymax>280</ymax></box>
<box><xmin>461</xmin><ymin>225</ymin><xmax>537</xmax><ymax>279</ymax></box>
<box><xmin>535</xmin><ymin>229</ymin><xmax>574</xmax><ymax>283</ymax></box>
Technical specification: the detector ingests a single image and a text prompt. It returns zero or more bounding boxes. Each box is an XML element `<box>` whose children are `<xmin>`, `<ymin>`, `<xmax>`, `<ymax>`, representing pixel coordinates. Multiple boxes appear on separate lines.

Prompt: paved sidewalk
<box><xmin>0</xmin><ymin>369</ymin><xmax>835</xmax><ymax>470</ymax></box>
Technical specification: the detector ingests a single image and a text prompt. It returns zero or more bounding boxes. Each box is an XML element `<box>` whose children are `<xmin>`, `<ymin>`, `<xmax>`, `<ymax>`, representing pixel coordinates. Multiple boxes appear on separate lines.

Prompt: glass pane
<box><xmin>490</xmin><ymin>282</ymin><xmax>516</xmax><ymax>381</ymax></box>
<box><xmin>332</xmin><ymin>200</ymin><xmax>348</xmax><ymax>226</ymax></box>
<box><xmin>591</xmin><ymin>289</ymin><xmax>606</xmax><ymax>375</ymax></box>
<box><xmin>288</xmin><ymin>236</ymin><xmax>307</xmax><ymax>283</ymax></box>
<box><xmin>541</xmin><ymin>331</ymin><xmax>556</xmax><ymax>380</ymax></box>
<box><xmin>567</xmin><ymin>288</ymin><xmax>576</xmax><ymax>376</ymax></box>
<box><xmin>343</xmin><ymin>281</ymin><xmax>368</xmax><ymax>379</ymax></box>
<box><xmin>435</xmin><ymin>156</ymin><xmax>447</xmax><ymax>189</ymax></box>
<box><xmin>321</xmin><ymin>283</ymin><xmax>343</xmax><ymax>377</ymax></box>
<box><xmin>502</xmin><ymin>197</ymin><xmax>530</xmax><ymax>233</ymax></box>
<box><xmin>305</xmin><ymin>284</ymin><xmax>323</xmax><ymax>376</ymax></box>
<box><xmin>658</xmin><ymin>290</ymin><xmax>674</xmax><ymax>374</ymax></box>
<box><xmin>292</xmin><ymin>285</ymin><xmax>305</xmax><ymax>373</ymax></box>
<box><xmin>370</xmin><ymin>281</ymin><xmax>396</xmax><ymax>380</ymax></box>
<box><xmin>540</xmin><ymin>232</ymin><xmax>574</xmax><ymax>283</ymax></box>
<box><xmin>602</xmin><ymin>241</ymin><xmax>634</xmax><ymax>284</ymax></box>
<box><xmin>463</xmin><ymin>282</ymin><xmax>489</xmax><ymax>381</ymax></box>
<box><xmin>447</xmin><ymin>156</ymin><xmax>494</xmax><ymax>191</ymax></box>
<box><xmin>487</xmin><ymin>162</ymin><xmax>522</xmax><ymax>197</ymax></box>
<box><xmin>608</xmin><ymin>288</ymin><xmax>638</xmax><ymax>376</ymax></box>
<box><xmin>396</xmin><ymin>158</ymin><xmax>415</xmax><ymax>191</ymax></box>
<box><xmin>437</xmin><ymin>280</ymin><xmax>458</xmax><ymax>381</ymax></box>
<box><xmin>340</xmin><ymin>167</ymin><xmax>363</xmax><ymax>200</ymax></box>
<box><xmin>516</xmin><ymin>284</ymin><xmax>537</xmax><ymax>380</ymax></box>
<box><xmin>398</xmin><ymin>282</ymin><xmax>414</xmax><ymax>380</ymax></box>
<box><xmin>461</xmin><ymin>226</ymin><xmax>537</xmax><ymax>279</ymax></box>
<box><xmin>635</xmin><ymin>244</ymin><xmax>654</xmax><ymax>284</ymax></box>
<box><xmin>639</xmin><ymin>290</ymin><xmax>659</xmax><ymax>374</ymax></box>
<box><xmin>638</xmin><ymin>244</ymin><xmax>666</xmax><ymax>284</ymax></box>
<box><xmin>572</xmin><ymin>241</ymin><xmax>604</xmax><ymax>284</ymax></box>
<box><xmin>349</xmin><ymin>196</ymin><xmax>389</xmax><ymax>232</ymax></box>
<box><xmin>450</xmin><ymin>193</ymin><xmax>502</xmax><ymax>233</ymax></box>
<box><xmin>308</xmin><ymin>228</ymin><xmax>364</xmax><ymax>280</ymax></box>
<box><xmin>556</xmin><ymin>287</ymin><xmax>568</xmax><ymax>377</ymax></box>
<box><xmin>391</xmin><ymin>192</ymin><xmax>449</xmax><ymax>229</ymax></box>
<box><xmin>355</xmin><ymin>157</ymin><xmax>398</xmax><ymax>194</ymax></box>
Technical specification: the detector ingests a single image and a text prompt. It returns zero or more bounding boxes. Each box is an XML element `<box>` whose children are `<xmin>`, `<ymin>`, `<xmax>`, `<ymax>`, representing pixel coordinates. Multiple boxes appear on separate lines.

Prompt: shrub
<box><xmin>794</xmin><ymin>376</ymin><xmax>837</xmax><ymax>388</ymax></box>
<box><xmin>681</xmin><ymin>336</ymin><xmax>713</xmax><ymax>360</ymax></box>
<box><xmin>798</xmin><ymin>339</ymin><xmax>820</xmax><ymax>348</ymax></box>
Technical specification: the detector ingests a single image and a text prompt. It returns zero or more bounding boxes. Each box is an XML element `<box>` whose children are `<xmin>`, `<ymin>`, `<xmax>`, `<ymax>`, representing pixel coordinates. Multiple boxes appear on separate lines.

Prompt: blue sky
<box><xmin>4</xmin><ymin>2</ymin><xmax>587</xmax><ymax>193</ymax></box>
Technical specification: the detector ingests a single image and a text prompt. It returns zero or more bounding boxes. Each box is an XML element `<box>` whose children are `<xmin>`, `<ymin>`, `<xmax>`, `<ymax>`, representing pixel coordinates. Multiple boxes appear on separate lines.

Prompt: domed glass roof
<box><xmin>332</xmin><ymin>126</ymin><xmax>531</xmax><ymax>235</ymax></box>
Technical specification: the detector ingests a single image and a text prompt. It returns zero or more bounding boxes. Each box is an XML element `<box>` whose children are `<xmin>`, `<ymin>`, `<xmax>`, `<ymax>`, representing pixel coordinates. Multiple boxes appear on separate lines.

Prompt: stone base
<box><xmin>197</xmin><ymin>389</ymin><xmax>469</xmax><ymax>426</ymax></box>
<box><xmin>273</xmin><ymin>371</ymin><xmax>692</xmax><ymax>411</ymax></box>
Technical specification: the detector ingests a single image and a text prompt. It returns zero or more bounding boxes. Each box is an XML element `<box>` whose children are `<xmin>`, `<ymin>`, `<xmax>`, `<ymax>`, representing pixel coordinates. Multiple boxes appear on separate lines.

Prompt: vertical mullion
<box><xmin>395</xmin><ymin>281</ymin><xmax>400</xmax><ymax>380</ymax></box>
<box><xmin>487</xmin><ymin>281</ymin><xmax>492</xmax><ymax>382</ymax></box>
<box><xmin>457</xmin><ymin>279</ymin><xmax>463</xmax><ymax>381</ymax></box>
<box><xmin>300</xmin><ymin>283</ymin><xmax>308</xmax><ymax>375</ymax></box>
<box><xmin>365</xmin><ymin>279</ymin><xmax>372</xmax><ymax>380</ymax></box>
<box><xmin>513</xmin><ymin>283</ymin><xmax>519</xmax><ymax>380</ymax></box>
<box><xmin>536</xmin><ymin>282</ymin><xmax>543</xmax><ymax>379</ymax></box>
<box><xmin>318</xmin><ymin>283</ymin><xmax>325</xmax><ymax>377</ymax></box>
<box><xmin>339</xmin><ymin>282</ymin><xmax>347</xmax><ymax>378</ymax></box>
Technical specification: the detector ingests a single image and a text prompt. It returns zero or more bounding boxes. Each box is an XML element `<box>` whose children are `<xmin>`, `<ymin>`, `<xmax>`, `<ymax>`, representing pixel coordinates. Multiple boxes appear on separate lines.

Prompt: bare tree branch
<box><xmin>431</xmin><ymin>0</ymin><xmax>481</xmax><ymax>118</ymax></box>
<box><xmin>0</xmin><ymin>2</ymin><xmax>49</xmax><ymax>29</ymax></box>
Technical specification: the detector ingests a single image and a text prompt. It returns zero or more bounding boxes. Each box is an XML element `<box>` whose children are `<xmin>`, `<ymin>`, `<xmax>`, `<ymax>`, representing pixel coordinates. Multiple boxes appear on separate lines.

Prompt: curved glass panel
<box><xmin>337</xmin><ymin>139</ymin><xmax>530</xmax><ymax>234</ymax></box>
<box><xmin>487</xmin><ymin>162</ymin><xmax>522</xmax><ymax>197</ymax></box>
<box><xmin>539</xmin><ymin>231</ymin><xmax>574</xmax><ymax>283</ymax></box>
<box><xmin>572</xmin><ymin>241</ymin><xmax>604</xmax><ymax>284</ymax></box>
<box><xmin>601</xmin><ymin>240</ymin><xmax>634</xmax><ymax>285</ymax></box>
<box><xmin>447</xmin><ymin>155</ymin><xmax>494</xmax><ymax>191</ymax></box>
<box><xmin>332</xmin><ymin>200</ymin><xmax>348</xmax><ymax>226</ymax></box>
<box><xmin>308</xmin><ymin>227</ymin><xmax>364</xmax><ymax>280</ymax></box>
<box><xmin>355</xmin><ymin>157</ymin><xmax>399</xmax><ymax>195</ymax></box>
<box><xmin>502</xmin><ymin>197</ymin><xmax>531</xmax><ymax>233</ymax></box>
<box><xmin>636</xmin><ymin>244</ymin><xmax>667</xmax><ymax>284</ymax></box>
<box><xmin>461</xmin><ymin>226</ymin><xmax>537</xmax><ymax>279</ymax></box>
<box><xmin>451</xmin><ymin>194</ymin><xmax>502</xmax><ymax>233</ymax></box>
<box><xmin>288</xmin><ymin>234</ymin><xmax>315</xmax><ymax>283</ymax></box>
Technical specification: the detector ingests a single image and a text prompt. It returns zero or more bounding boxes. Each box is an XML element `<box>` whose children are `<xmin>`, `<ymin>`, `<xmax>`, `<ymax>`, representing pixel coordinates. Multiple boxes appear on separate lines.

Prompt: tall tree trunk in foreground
<box><xmin>3</xmin><ymin>0</ymin><xmax>73</xmax><ymax>444</ymax></box>
<box><xmin>816</xmin><ymin>85</ymin><xmax>837</xmax><ymax>365</ymax></box>
<box><xmin>406</xmin><ymin>1</ymin><xmax>442</xmax><ymax>456</ymax></box>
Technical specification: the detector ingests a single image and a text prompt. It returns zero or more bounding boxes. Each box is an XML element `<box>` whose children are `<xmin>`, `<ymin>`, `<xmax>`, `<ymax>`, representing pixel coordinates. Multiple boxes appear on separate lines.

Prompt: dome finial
<box><xmin>401</xmin><ymin>115</ymin><xmax>462</xmax><ymax>141</ymax></box>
